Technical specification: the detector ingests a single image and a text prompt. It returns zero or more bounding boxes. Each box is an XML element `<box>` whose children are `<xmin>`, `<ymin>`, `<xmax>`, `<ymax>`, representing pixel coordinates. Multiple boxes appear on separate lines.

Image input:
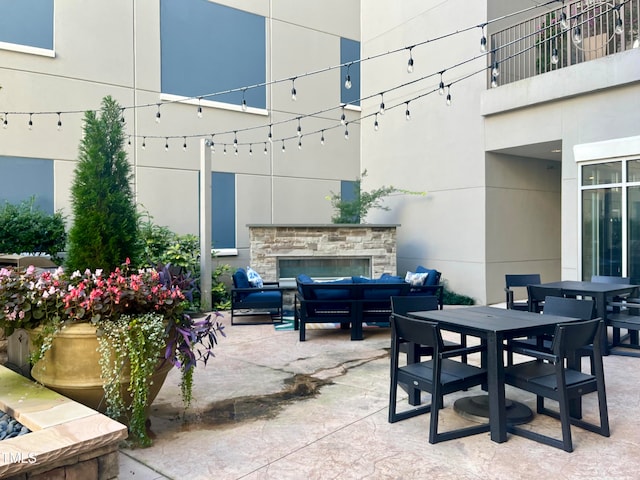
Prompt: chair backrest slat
<box><xmin>505</xmin><ymin>274</ymin><xmax>541</xmax><ymax>288</ymax></box>
<box><xmin>543</xmin><ymin>296</ymin><xmax>595</xmax><ymax>320</ymax></box>
<box><xmin>391</xmin><ymin>313</ymin><xmax>443</xmax><ymax>351</ymax></box>
<box><xmin>391</xmin><ymin>295</ymin><xmax>438</xmax><ymax>316</ymax></box>
<box><xmin>552</xmin><ymin>318</ymin><xmax>603</xmax><ymax>355</ymax></box>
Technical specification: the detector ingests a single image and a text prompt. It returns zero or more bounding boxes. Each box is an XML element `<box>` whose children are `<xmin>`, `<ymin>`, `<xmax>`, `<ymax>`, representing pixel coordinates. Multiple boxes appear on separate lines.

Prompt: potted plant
<box><xmin>0</xmin><ymin>261</ymin><xmax>225</xmax><ymax>447</ymax></box>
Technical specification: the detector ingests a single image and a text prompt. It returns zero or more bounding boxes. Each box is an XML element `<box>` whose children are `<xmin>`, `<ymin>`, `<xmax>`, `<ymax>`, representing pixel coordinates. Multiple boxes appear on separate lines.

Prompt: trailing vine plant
<box><xmin>97</xmin><ymin>313</ymin><xmax>167</xmax><ymax>447</ymax></box>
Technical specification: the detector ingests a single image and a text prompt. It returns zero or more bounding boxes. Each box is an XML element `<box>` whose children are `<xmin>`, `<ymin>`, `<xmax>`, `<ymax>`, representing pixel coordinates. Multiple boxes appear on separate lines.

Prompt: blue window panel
<box><xmin>0</xmin><ymin>0</ymin><xmax>54</xmax><ymax>50</ymax></box>
<box><xmin>0</xmin><ymin>156</ymin><xmax>54</xmax><ymax>214</ymax></box>
<box><xmin>161</xmin><ymin>0</ymin><xmax>266</xmax><ymax>109</ymax></box>
<box><xmin>341</xmin><ymin>180</ymin><xmax>359</xmax><ymax>223</ymax></box>
<box><xmin>212</xmin><ymin>172</ymin><xmax>235</xmax><ymax>248</ymax></box>
<box><xmin>340</xmin><ymin>38</ymin><xmax>360</xmax><ymax>106</ymax></box>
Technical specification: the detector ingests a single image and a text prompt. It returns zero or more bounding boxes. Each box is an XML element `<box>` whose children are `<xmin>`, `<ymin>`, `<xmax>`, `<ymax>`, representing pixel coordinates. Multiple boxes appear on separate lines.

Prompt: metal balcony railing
<box><xmin>488</xmin><ymin>0</ymin><xmax>639</xmax><ymax>87</ymax></box>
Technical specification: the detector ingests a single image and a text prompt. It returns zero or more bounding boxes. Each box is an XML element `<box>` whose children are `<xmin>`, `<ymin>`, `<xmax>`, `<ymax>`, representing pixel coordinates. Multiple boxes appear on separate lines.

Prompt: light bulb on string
<box><xmin>57</xmin><ymin>112</ymin><xmax>62</xmax><ymax>131</ymax></box>
<box><xmin>142</xmin><ymin>137</ymin><xmax>146</xmax><ymax>150</ymax></box>
<box><xmin>491</xmin><ymin>74</ymin><xmax>498</xmax><ymax>88</ymax></box>
<box><xmin>210</xmin><ymin>135</ymin><xmax>215</xmax><ymax>153</ymax></box>
<box><xmin>268</xmin><ymin>124</ymin><xmax>273</xmax><ymax>143</ymax></box>
<box><xmin>298</xmin><ymin>136</ymin><xmax>303</xmax><ymax>150</ymax></box>
<box><xmin>263</xmin><ymin>142</ymin><xmax>268</xmax><ymax>155</ymax></box>
<box><xmin>405</xmin><ymin>102</ymin><xmax>411</xmax><ymax>121</ymax></box>
<box><xmin>241</xmin><ymin>89</ymin><xmax>248</xmax><ymax>111</ymax></box>
<box><xmin>290</xmin><ymin>78</ymin><xmax>297</xmax><ymax>101</ymax></box>
<box><xmin>614</xmin><ymin>11</ymin><xmax>623</xmax><ymax>35</ymax></box>
<box><xmin>249</xmin><ymin>144</ymin><xmax>253</xmax><ymax>155</ymax></box>
<box><xmin>197</xmin><ymin>98</ymin><xmax>203</xmax><ymax>118</ymax></box>
<box><xmin>340</xmin><ymin>106</ymin><xmax>346</xmax><ymax>125</ymax></box>
<box><xmin>282</xmin><ymin>140</ymin><xmax>286</xmax><ymax>152</ymax></box>
<box><xmin>438</xmin><ymin>72</ymin><xmax>445</xmax><ymax>95</ymax></box>
<box><xmin>234</xmin><ymin>145</ymin><xmax>238</xmax><ymax>156</ymax></box>
<box><xmin>491</xmin><ymin>61</ymin><xmax>500</xmax><ymax>77</ymax></box>
<box><xmin>3</xmin><ymin>113</ymin><xmax>8</xmax><ymax>129</ymax></box>
<box><xmin>407</xmin><ymin>47</ymin><xmax>414</xmax><ymax>73</ymax></box>
<box><xmin>344</xmin><ymin>64</ymin><xmax>352</xmax><ymax>89</ymax></box>
<box><xmin>120</xmin><ymin>109</ymin><xmax>126</xmax><ymax>124</ymax></box>
<box><xmin>183</xmin><ymin>137</ymin><xmax>187</xmax><ymax>151</ymax></box>
<box><xmin>165</xmin><ymin>137</ymin><xmax>169</xmax><ymax>151</ymax></box>
<box><xmin>28</xmin><ymin>113</ymin><xmax>33</xmax><ymax>130</ymax></box>
<box><xmin>223</xmin><ymin>144</ymin><xmax>227</xmax><ymax>155</ymax></box>
<box><xmin>297</xmin><ymin>118</ymin><xmax>302</xmax><ymax>137</ymax></box>
<box><xmin>320</xmin><ymin>130</ymin><xmax>325</xmax><ymax>145</ymax></box>
<box><xmin>551</xmin><ymin>47</ymin><xmax>559</xmax><ymax>65</ymax></box>
<box><xmin>155</xmin><ymin>104</ymin><xmax>161</xmax><ymax>123</ymax></box>
<box><xmin>634</xmin><ymin>37</ymin><xmax>640</xmax><ymax>49</ymax></box>
<box><xmin>379</xmin><ymin>93</ymin><xmax>385</xmax><ymax>115</ymax></box>
<box><xmin>560</xmin><ymin>8</ymin><xmax>569</xmax><ymax>30</ymax></box>
<box><xmin>480</xmin><ymin>25</ymin><xmax>487</xmax><ymax>53</ymax></box>
<box><xmin>233</xmin><ymin>131</ymin><xmax>238</xmax><ymax>149</ymax></box>
<box><xmin>572</xmin><ymin>25</ymin><xmax>582</xmax><ymax>45</ymax></box>
<box><xmin>446</xmin><ymin>86</ymin><xmax>452</xmax><ymax>106</ymax></box>
<box><xmin>128</xmin><ymin>135</ymin><xmax>131</xmax><ymax>146</ymax></box>
<box><xmin>344</xmin><ymin>122</ymin><xmax>349</xmax><ymax>140</ymax></box>
<box><xmin>374</xmin><ymin>114</ymin><xmax>379</xmax><ymax>131</ymax></box>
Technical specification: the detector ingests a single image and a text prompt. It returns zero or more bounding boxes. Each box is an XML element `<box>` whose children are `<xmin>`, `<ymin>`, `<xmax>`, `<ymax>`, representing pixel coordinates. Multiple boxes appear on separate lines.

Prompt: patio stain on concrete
<box><xmin>178</xmin><ymin>352</ymin><xmax>388</xmax><ymax>431</ymax></box>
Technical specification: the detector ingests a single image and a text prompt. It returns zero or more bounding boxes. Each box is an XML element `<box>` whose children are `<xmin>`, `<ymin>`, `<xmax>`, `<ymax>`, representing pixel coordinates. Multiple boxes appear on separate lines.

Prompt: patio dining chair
<box><xmin>505</xmin><ymin>274</ymin><xmax>541</xmax><ymax>311</ymax></box>
<box><xmin>505</xmin><ymin>318</ymin><xmax>609</xmax><ymax>452</ymax></box>
<box><xmin>388</xmin><ymin>313</ymin><xmax>489</xmax><ymax>444</ymax></box>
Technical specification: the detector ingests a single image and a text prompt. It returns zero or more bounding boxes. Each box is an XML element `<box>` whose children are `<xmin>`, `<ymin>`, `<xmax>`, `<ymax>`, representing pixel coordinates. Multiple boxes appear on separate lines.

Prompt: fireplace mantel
<box><xmin>248</xmin><ymin>224</ymin><xmax>399</xmax><ymax>282</ymax></box>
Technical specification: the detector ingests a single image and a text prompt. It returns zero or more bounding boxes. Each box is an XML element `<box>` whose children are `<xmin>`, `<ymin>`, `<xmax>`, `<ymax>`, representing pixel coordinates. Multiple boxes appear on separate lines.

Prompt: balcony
<box><xmin>489</xmin><ymin>0</ymin><xmax>639</xmax><ymax>88</ymax></box>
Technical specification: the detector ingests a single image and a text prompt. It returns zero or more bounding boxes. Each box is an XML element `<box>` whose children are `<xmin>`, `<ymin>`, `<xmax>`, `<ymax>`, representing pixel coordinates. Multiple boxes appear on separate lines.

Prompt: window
<box><xmin>340</xmin><ymin>38</ymin><xmax>360</xmax><ymax>106</ymax></box>
<box><xmin>160</xmin><ymin>0</ymin><xmax>266</xmax><ymax>108</ymax></box>
<box><xmin>0</xmin><ymin>156</ymin><xmax>54</xmax><ymax>213</ymax></box>
<box><xmin>340</xmin><ymin>179</ymin><xmax>358</xmax><ymax>222</ymax></box>
<box><xmin>212</xmin><ymin>172</ymin><xmax>235</xmax><ymax>249</ymax></box>
<box><xmin>0</xmin><ymin>0</ymin><xmax>54</xmax><ymax>53</ymax></box>
<box><xmin>580</xmin><ymin>159</ymin><xmax>640</xmax><ymax>282</ymax></box>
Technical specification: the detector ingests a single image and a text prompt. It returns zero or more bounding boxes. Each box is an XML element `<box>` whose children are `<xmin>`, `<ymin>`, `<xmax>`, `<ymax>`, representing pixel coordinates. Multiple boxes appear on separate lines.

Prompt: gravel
<box><xmin>0</xmin><ymin>411</ymin><xmax>30</xmax><ymax>441</ymax></box>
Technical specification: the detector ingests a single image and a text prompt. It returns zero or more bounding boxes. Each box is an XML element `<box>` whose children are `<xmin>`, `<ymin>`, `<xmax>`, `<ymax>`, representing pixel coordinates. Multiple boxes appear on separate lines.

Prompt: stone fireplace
<box><xmin>248</xmin><ymin>224</ymin><xmax>399</xmax><ymax>286</ymax></box>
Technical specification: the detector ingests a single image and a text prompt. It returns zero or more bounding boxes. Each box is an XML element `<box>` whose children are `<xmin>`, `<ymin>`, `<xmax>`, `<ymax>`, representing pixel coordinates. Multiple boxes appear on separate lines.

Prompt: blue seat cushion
<box><xmin>314</xmin><ymin>278</ymin><xmax>353</xmax><ymax>300</ymax></box>
<box><xmin>238</xmin><ymin>290</ymin><xmax>282</xmax><ymax>306</ymax></box>
<box><xmin>379</xmin><ymin>273</ymin><xmax>404</xmax><ymax>283</ymax></box>
<box><xmin>233</xmin><ymin>268</ymin><xmax>251</xmax><ymax>289</ymax></box>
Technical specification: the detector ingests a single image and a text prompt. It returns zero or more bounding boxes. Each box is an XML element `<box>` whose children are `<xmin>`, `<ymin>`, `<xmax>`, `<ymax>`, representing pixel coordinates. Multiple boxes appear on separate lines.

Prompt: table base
<box><xmin>453</xmin><ymin>395</ymin><xmax>533</xmax><ymax>425</ymax></box>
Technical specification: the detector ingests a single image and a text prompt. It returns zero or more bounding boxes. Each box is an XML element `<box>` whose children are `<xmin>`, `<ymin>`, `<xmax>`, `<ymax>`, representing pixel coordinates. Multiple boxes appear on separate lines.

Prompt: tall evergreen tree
<box><xmin>66</xmin><ymin>96</ymin><xmax>141</xmax><ymax>272</ymax></box>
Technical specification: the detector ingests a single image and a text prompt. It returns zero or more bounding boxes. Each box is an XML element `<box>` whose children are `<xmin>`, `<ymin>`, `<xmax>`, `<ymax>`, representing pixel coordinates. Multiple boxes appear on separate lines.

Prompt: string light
<box><xmin>572</xmin><ymin>24</ymin><xmax>582</xmax><ymax>45</ymax></box>
<box><xmin>210</xmin><ymin>134</ymin><xmax>215</xmax><ymax>153</ymax></box>
<box><xmin>491</xmin><ymin>73</ymin><xmax>498</xmax><ymax>88</ymax></box>
<box><xmin>405</xmin><ymin>102</ymin><xmax>411</xmax><ymax>121</ymax></box>
<box><xmin>446</xmin><ymin>86</ymin><xmax>452</xmax><ymax>106</ymax></box>
<box><xmin>373</xmin><ymin>113</ymin><xmax>379</xmax><ymax>131</ymax></box>
<box><xmin>128</xmin><ymin>135</ymin><xmax>131</xmax><ymax>146</ymax></box>
<box><xmin>344</xmin><ymin>64</ymin><xmax>352</xmax><ymax>89</ymax></box>
<box><xmin>233</xmin><ymin>131</ymin><xmax>238</xmax><ymax>149</ymax></box>
<box><xmin>614</xmin><ymin>6</ymin><xmax>623</xmax><ymax>35</ymax></box>
<box><xmin>155</xmin><ymin>104</ymin><xmax>161</xmax><ymax>123</ymax></box>
<box><xmin>480</xmin><ymin>25</ymin><xmax>487</xmax><ymax>52</ymax></box>
<box><xmin>268</xmin><ymin>124</ymin><xmax>273</xmax><ymax>143</ymax></box>
<box><xmin>296</xmin><ymin>118</ymin><xmax>302</xmax><ymax>136</ymax></box>
<box><xmin>263</xmin><ymin>142</ymin><xmax>268</xmax><ymax>155</ymax></box>
<box><xmin>120</xmin><ymin>108</ymin><xmax>126</xmax><ymax>123</ymax></box>
<box><xmin>249</xmin><ymin>144</ymin><xmax>253</xmax><ymax>155</ymax></box>
<box><xmin>290</xmin><ymin>78</ymin><xmax>297</xmax><ymax>101</ymax></box>
<box><xmin>57</xmin><ymin>112</ymin><xmax>62</xmax><ymax>131</ymax></box>
<box><xmin>164</xmin><ymin>137</ymin><xmax>169</xmax><ymax>151</ymax></box>
<box><xmin>344</xmin><ymin>122</ymin><xmax>349</xmax><ymax>140</ymax></box>
<box><xmin>183</xmin><ymin>136</ymin><xmax>187</xmax><ymax>151</ymax></box>
<box><xmin>320</xmin><ymin>130</ymin><xmax>325</xmax><ymax>145</ymax></box>
<box><xmin>491</xmin><ymin>60</ymin><xmax>500</xmax><ymax>77</ymax></box>
<box><xmin>3</xmin><ymin>113</ymin><xmax>8</xmax><ymax>129</ymax></box>
<box><xmin>142</xmin><ymin>137</ymin><xmax>146</xmax><ymax>149</ymax></box>
<box><xmin>560</xmin><ymin>3</ymin><xmax>570</xmax><ymax>30</ymax></box>
<box><xmin>28</xmin><ymin>113</ymin><xmax>33</xmax><ymax>130</ymax></box>
<box><xmin>298</xmin><ymin>136</ymin><xmax>303</xmax><ymax>150</ymax></box>
<box><xmin>282</xmin><ymin>139</ymin><xmax>286</xmax><ymax>152</ymax></box>
<box><xmin>223</xmin><ymin>144</ymin><xmax>227</xmax><ymax>155</ymax></box>
<box><xmin>407</xmin><ymin>47</ymin><xmax>414</xmax><ymax>73</ymax></box>
<box><xmin>241</xmin><ymin>89</ymin><xmax>248</xmax><ymax>111</ymax></box>
<box><xmin>340</xmin><ymin>106</ymin><xmax>346</xmax><ymax>125</ymax></box>
<box><xmin>551</xmin><ymin>46</ymin><xmax>559</xmax><ymax>65</ymax></box>
<box><xmin>379</xmin><ymin>93</ymin><xmax>385</xmax><ymax>115</ymax></box>
<box><xmin>234</xmin><ymin>144</ymin><xmax>238</xmax><ymax>156</ymax></box>
<box><xmin>197</xmin><ymin>97</ymin><xmax>203</xmax><ymax>118</ymax></box>
<box><xmin>438</xmin><ymin>72</ymin><xmax>445</xmax><ymax>95</ymax></box>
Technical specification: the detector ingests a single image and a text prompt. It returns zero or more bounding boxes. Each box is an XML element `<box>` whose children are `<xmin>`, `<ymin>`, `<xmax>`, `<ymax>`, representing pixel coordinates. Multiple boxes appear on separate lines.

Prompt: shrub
<box><xmin>66</xmin><ymin>96</ymin><xmax>141</xmax><ymax>272</ymax></box>
<box><xmin>0</xmin><ymin>197</ymin><xmax>66</xmax><ymax>263</ymax></box>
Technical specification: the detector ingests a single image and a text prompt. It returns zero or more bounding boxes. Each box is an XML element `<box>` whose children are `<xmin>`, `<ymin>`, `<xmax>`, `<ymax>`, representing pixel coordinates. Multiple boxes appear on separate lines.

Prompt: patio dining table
<box><xmin>409</xmin><ymin>306</ymin><xmax>581</xmax><ymax>444</ymax></box>
<box><xmin>534</xmin><ymin>280</ymin><xmax>640</xmax><ymax>353</ymax></box>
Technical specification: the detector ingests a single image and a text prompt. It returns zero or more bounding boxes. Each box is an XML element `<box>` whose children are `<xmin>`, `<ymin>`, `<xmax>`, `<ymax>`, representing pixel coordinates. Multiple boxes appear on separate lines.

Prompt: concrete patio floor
<box><xmin>119</xmin><ymin>310</ymin><xmax>640</xmax><ymax>480</ymax></box>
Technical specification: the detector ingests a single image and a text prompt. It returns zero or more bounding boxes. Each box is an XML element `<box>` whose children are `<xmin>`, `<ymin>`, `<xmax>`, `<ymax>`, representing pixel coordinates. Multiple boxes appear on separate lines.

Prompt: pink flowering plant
<box><xmin>0</xmin><ymin>259</ymin><xmax>225</xmax><ymax>446</ymax></box>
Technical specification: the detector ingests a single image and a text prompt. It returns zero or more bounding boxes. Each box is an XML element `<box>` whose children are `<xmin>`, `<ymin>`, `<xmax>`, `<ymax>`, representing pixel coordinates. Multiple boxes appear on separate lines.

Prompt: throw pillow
<box><xmin>246</xmin><ymin>266</ymin><xmax>264</xmax><ymax>288</ymax></box>
<box><xmin>405</xmin><ymin>271</ymin><xmax>429</xmax><ymax>286</ymax></box>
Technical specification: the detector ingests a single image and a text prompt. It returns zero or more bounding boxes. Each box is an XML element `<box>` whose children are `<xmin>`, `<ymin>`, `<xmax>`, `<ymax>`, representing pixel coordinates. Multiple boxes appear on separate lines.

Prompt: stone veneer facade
<box><xmin>248</xmin><ymin>224</ymin><xmax>399</xmax><ymax>281</ymax></box>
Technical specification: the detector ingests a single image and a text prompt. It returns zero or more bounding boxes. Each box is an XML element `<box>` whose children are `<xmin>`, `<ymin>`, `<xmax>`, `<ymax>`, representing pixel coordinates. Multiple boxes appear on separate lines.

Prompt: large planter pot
<box><xmin>29</xmin><ymin>322</ymin><xmax>172</xmax><ymax>416</ymax></box>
